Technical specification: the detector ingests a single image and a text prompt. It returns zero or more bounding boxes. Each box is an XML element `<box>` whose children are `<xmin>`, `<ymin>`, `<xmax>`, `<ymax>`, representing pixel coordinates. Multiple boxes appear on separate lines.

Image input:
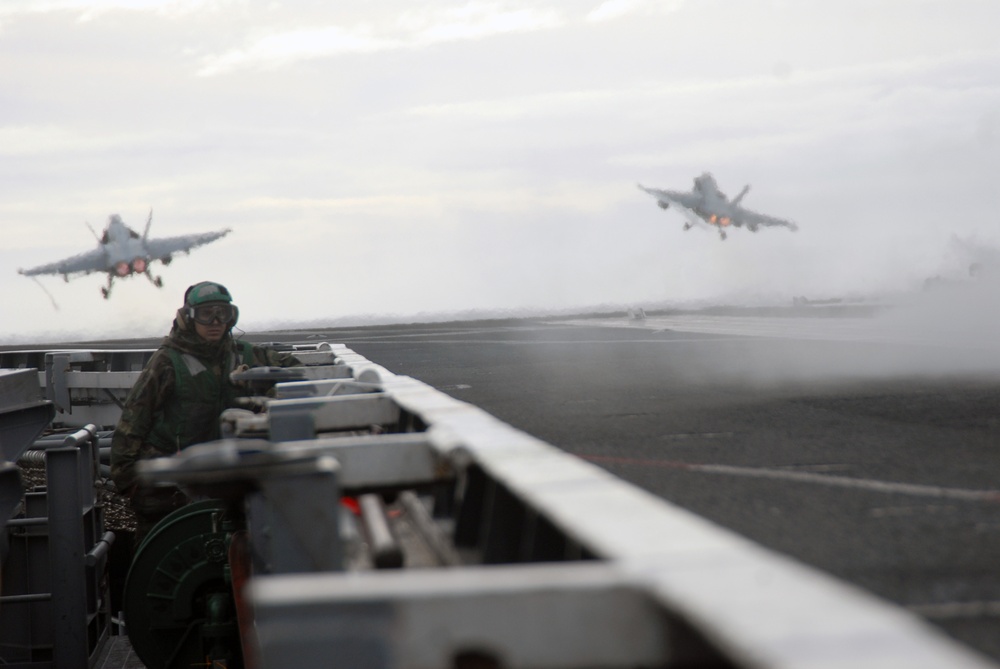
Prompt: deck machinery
<box><xmin>1</xmin><ymin>342</ymin><xmax>997</xmax><ymax>669</ymax></box>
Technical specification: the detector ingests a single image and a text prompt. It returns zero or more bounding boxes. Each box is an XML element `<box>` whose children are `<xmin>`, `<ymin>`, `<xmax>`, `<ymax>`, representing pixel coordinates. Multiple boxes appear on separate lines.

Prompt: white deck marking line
<box><xmin>660</xmin><ymin>431</ymin><xmax>737</xmax><ymax>440</ymax></box>
<box><xmin>909</xmin><ymin>601</ymin><xmax>1000</xmax><ymax>620</ymax></box>
<box><xmin>344</xmin><ymin>336</ymin><xmax>747</xmax><ymax>345</ymax></box>
<box><xmin>560</xmin><ymin>315</ymin><xmax>1000</xmax><ymax>352</ymax></box>
<box><xmin>582</xmin><ymin>454</ymin><xmax>1000</xmax><ymax>502</ymax></box>
<box><xmin>557</xmin><ymin>316</ymin><xmax>881</xmax><ymax>342</ymax></box>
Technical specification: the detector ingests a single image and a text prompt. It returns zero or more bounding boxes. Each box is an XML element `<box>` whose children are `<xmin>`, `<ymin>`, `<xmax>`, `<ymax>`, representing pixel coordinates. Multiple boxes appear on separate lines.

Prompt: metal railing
<box><xmin>4</xmin><ymin>341</ymin><xmax>998</xmax><ymax>668</ymax></box>
<box><xmin>1</xmin><ymin>425</ymin><xmax>114</xmax><ymax>669</ymax></box>
<box><xmin>137</xmin><ymin>345</ymin><xmax>1000</xmax><ymax>669</ymax></box>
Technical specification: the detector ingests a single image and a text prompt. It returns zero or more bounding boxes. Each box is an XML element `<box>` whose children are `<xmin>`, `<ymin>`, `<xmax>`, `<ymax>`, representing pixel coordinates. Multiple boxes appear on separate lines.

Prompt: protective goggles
<box><xmin>190</xmin><ymin>303</ymin><xmax>237</xmax><ymax>326</ymax></box>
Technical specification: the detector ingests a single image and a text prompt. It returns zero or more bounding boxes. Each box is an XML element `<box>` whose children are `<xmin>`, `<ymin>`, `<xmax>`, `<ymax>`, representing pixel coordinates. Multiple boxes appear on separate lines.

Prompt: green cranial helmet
<box><xmin>184</xmin><ymin>281</ymin><xmax>239</xmax><ymax>327</ymax></box>
<box><xmin>185</xmin><ymin>281</ymin><xmax>233</xmax><ymax>307</ymax></box>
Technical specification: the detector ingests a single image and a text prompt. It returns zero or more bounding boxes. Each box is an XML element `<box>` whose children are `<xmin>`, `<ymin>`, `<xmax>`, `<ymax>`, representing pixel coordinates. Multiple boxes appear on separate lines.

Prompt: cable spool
<box><xmin>122</xmin><ymin>499</ymin><xmax>243</xmax><ymax>669</ymax></box>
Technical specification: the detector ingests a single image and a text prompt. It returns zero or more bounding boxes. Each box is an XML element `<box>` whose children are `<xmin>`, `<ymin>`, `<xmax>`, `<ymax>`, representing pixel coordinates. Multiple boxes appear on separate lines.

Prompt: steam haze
<box><xmin>1</xmin><ymin>0</ymin><xmax>998</xmax><ymax>362</ymax></box>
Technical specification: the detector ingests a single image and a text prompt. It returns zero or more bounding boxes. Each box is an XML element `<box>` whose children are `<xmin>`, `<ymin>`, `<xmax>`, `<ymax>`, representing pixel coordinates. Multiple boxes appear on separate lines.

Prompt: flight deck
<box><xmin>2</xmin><ymin>304</ymin><xmax>998</xmax><ymax>667</ymax></box>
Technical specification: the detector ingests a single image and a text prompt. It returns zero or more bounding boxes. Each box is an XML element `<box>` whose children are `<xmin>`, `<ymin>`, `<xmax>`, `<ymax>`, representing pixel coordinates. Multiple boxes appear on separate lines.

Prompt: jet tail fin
<box><xmin>732</xmin><ymin>185</ymin><xmax>750</xmax><ymax>207</ymax></box>
<box><xmin>85</xmin><ymin>221</ymin><xmax>101</xmax><ymax>243</ymax></box>
<box><xmin>143</xmin><ymin>209</ymin><xmax>153</xmax><ymax>241</ymax></box>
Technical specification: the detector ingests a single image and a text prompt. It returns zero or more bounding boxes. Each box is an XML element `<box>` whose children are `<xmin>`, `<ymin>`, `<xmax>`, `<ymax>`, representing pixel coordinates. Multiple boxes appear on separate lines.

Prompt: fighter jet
<box><xmin>638</xmin><ymin>173</ymin><xmax>798</xmax><ymax>240</ymax></box>
<box><xmin>18</xmin><ymin>212</ymin><xmax>231</xmax><ymax>298</ymax></box>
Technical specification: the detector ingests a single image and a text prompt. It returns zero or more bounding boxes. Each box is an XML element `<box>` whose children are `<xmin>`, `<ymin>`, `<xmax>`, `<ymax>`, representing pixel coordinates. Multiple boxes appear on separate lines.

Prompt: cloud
<box><xmin>197</xmin><ymin>25</ymin><xmax>399</xmax><ymax>76</ymax></box>
<box><xmin>2</xmin><ymin>1</ymin><xmax>998</xmax><ymax>344</ymax></box>
<box><xmin>0</xmin><ymin>0</ymin><xmax>221</xmax><ymax>20</ymax></box>
<box><xmin>396</xmin><ymin>48</ymin><xmax>999</xmax><ymax>182</ymax></box>
<box><xmin>198</xmin><ymin>3</ymin><xmax>563</xmax><ymax>76</ymax></box>
<box><xmin>0</xmin><ymin>124</ymin><xmax>178</xmax><ymax>156</ymax></box>
<box><xmin>404</xmin><ymin>3</ymin><xmax>561</xmax><ymax>42</ymax></box>
<box><xmin>586</xmin><ymin>0</ymin><xmax>684</xmax><ymax>22</ymax></box>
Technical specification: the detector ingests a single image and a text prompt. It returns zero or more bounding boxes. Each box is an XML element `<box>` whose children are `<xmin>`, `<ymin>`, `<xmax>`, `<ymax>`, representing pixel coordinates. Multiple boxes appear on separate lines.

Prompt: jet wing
<box><xmin>19</xmin><ymin>248</ymin><xmax>106</xmax><ymax>277</ymax></box>
<box><xmin>145</xmin><ymin>229</ymin><xmax>232</xmax><ymax>260</ymax></box>
<box><xmin>637</xmin><ymin>184</ymin><xmax>699</xmax><ymax>210</ymax></box>
<box><xmin>637</xmin><ymin>184</ymin><xmax>713</xmax><ymax>230</ymax></box>
<box><xmin>735</xmin><ymin>208</ymin><xmax>798</xmax><ymax>231</ymax></box>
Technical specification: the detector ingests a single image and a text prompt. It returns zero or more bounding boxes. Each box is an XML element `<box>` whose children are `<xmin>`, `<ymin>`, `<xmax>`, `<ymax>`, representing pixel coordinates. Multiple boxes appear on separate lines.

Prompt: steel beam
<box><xmin>251</xmin><ymin>563</ymin><xmax>671</xmax><ymax>669</ymax></box>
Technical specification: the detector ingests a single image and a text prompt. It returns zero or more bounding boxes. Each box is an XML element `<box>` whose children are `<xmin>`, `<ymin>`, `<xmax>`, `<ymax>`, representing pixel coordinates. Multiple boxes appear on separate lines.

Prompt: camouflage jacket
<box><xmin>110</xmin><ymin>319</ymin><xmax>300</xmax><ymax>492</ymax></box>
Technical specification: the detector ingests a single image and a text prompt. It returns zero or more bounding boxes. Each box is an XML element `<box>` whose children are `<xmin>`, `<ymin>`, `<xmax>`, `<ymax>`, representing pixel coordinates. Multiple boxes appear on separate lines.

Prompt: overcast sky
<box><xmin>2</xmin><ymin>0</ymin><xmax>998</xmax><ymax>343</ymax></box>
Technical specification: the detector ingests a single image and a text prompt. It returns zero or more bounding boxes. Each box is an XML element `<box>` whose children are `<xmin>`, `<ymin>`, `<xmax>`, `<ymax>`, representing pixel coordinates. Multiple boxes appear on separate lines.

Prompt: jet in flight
<box><xmin>638</xmin><ymin>173</ymin><xmax>798</xmax><ymax>240</ymax></box>
<box><xmin>18</xmin><ymin>212</ymin><xmax>231</xmax><ymax>298</ymax></box>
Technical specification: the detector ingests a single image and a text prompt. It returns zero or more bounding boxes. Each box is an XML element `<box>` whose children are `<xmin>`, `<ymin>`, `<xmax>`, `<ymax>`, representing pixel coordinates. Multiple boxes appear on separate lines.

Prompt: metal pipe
<box><xmin>0</xmin><ymin>593</ymin><xmax>52</xmax><ymax>604</ymax></box>
<box><xmin>61</xmin><ymin>425</ymin><xmax>98</xmax><ymax>449</ymax></box>
<box><xmin>85</xmin><ymin>531</ymin><xmax>116</xmax><ymax>568</ymax></box>
<box><xmin>358</xmin><ymin>493</ymin><xmax>403</xmax><ymax>569</ymax></box>
<box><xmin>398</xmin><ymin>491</ymin><xmax>462</xmax><ymax>567</ymax></box>
<box><xmin>5</xmin><ymin>517</ymin><xmax>47</xmax><ymax>528</ymax></box>
<box><xmin>25</xmin><ymin>427</ymin><xmax>106</xmax><ymax>456</ymax></box>
<box><xmin>23</xmin><ymin>426</ymin><xmax>100</xmax><ymax>450</ymax></box>
<box><xmin>33</xmin><ymin>433</ymin><xmax>112</xmax><ymax>444</ymax></box>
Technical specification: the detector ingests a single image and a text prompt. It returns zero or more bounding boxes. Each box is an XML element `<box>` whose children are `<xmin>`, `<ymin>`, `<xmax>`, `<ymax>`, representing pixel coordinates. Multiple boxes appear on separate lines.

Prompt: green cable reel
<box><xmin>123</xmin><ymin>499</ymin><xmax>244</xmax><ymax>669</ymax></box>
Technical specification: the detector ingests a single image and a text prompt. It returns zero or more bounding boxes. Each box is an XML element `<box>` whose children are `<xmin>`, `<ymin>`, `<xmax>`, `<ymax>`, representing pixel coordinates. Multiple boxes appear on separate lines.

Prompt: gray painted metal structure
<box><xmin>1</xmin><ymin>368</ymin><xmax>57</xmax><ymax>619</ymax></box>
<box><xmin>0</xmin><ymin>349</ymin><xmax>147</xmax><ymax>430</ymax></box>
<box><xmin>142</xmin><ymin>345</ymin><xmax>998</xmax><ymax>669</ymax></box>
<box><xmin>0</xmin><ymin>369</ymin><xmax>56</xmax><ymax>462</ymax></box>
<box><xmin>1</xmin><ymin>343</ymin><xmax>997</xmax><ymax>668</ymax></box>
<box><xmin>1</xmin><ymin>425</ymin><xmax>114</xmax><ymax>668</ymax></box>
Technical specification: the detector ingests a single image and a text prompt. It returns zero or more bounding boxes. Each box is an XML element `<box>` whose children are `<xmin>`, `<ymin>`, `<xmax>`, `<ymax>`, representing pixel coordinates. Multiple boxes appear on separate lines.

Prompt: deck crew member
<box><xmin>110</xmin><ymin>280</ymin><xmax>300</xmax><ymax>542</ymax></box>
